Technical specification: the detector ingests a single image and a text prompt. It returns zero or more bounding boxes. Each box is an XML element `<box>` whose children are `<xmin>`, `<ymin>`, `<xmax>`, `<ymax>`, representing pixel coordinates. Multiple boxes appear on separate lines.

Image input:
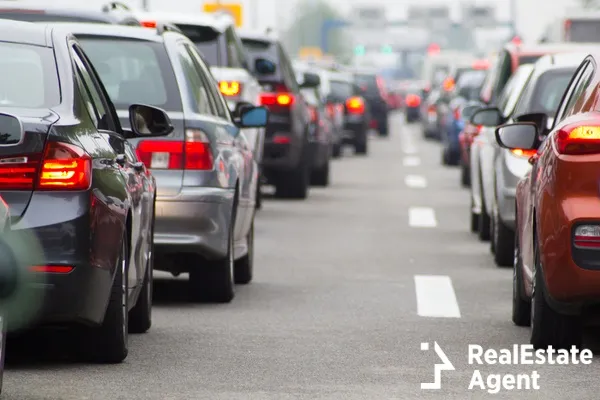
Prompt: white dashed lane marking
<box><xmin>414</xmin><ymin>275</ymin><xmax>461</xmax><ymax>318</ymax></box>
<box><xmin>408</xmin><ymin>207</ymin><xmax>437</xmax><ymax>228</ymax></box>
<box><xmin>403</xmin><ymin>156</ymin><xmax>421</xmax><ymax>167</ymax></box>
<box><xmin>404</xmin><ymin>175</ymin><xmax>427</xmax><ymax>189</ymax></box>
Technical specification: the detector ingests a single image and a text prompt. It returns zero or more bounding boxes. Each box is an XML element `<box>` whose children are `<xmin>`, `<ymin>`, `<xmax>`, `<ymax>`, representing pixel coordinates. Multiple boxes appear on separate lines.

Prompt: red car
<box><xmin>496</xmin><ymin>53</ymin><xmax>600</xmax><ymax>349</ymax></box>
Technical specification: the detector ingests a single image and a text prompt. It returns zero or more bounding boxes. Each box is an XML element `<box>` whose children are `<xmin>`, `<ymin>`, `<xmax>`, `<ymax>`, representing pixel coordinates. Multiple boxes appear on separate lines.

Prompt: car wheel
<box><xmin>354</xmin><ymin>132</ymin><xmax>368</xmax><ymax>155</ymax></box>
<box><xmin>128</xmin><ymin>228</ymin><xmax>153</xmax><ymax>334</ymax></box>
<box><xmin>310</xmin><ymin>160</ymin><xmax>330</xmax><ymax>187</ymax></box>
<box><xmin>530</xmin><ymin>239</ymin><xmax>581</xmax><ymax>349</ymax></box>
<box><xmin>441</xmin><ymin>147</ymin><xmax>449</xmax><ymax>166</ymax></box>
<box><xmin>275</xmin><ymin>145</ymin><xmax>310</xmax><ymax>199</ymax></box>
<box><xmin>512</xmin><ymin>221</ymin><xmax>531</xmax><ymax>327</ymax></box>
<box><xmin>189</xmin><ymin>209</ymin><xmax>235</xmax><ymax>303</ymax></box>
<box><xmin>470</xmin><ymin>195</ymin><xmax>478</xmax><ymax>233</ymax></box>
<box><xmin>0</xmin><ymin>314</ymin><xmax>6</xmax><ymax>394</ymax></box>
<box><xmin>332</xmin><ymin>142</ymin><xmax>342</xmax><ymax>158</ymax></box>
<box><xmin>460</xmin><ymin>162</ymin><xmax>470</xmax><ymax>187</ymax></box>
<box><xmin>234</xmin><ymin>220</ymin><xmax>254</xmax><ymax>284</ymax></box>
<box><xmin>478</xmin><ymin>185</ymin><xmax>491</xmax><ymax>241</ymax></box>
<box><xmin>493</xmin><ymin>202</ymin><xmax>515</xmax><ymax>267</ymax></box>
<box><xmin>255</xmin><ymin>179</ymin><xmax>262</xmax><ymax>210</ymax></box>
<box><xmin>81</xmin><ymin>231</ymin><xmax>129</xmax><ymax>363</ymax></box>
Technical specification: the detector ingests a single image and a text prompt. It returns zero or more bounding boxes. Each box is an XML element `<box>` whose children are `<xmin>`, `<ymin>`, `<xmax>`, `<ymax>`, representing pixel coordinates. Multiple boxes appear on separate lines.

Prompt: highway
<box><xmin>4</xmin><ymin>112</ymin><xmax>599</xmax><ymax>399</ymax></box>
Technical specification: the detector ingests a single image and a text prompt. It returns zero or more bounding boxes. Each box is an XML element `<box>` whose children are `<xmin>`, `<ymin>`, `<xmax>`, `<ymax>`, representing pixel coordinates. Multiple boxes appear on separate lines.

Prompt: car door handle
<box><xmin>133</xmin><ymin>162</ymin><xmax>145</xmax><ymax>172</ymax></box>
<box><xmin>115</xmin><ymin>154</ymin><xmax>127</xmax><ymax>167</ymax></box>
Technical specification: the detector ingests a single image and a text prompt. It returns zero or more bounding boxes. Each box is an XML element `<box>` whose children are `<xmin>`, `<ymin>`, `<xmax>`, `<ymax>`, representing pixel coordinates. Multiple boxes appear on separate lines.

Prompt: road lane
<box><xmin>3</xmin><ymin>113</ymin><xmax>600</xmax><ymax>399</ymax></box>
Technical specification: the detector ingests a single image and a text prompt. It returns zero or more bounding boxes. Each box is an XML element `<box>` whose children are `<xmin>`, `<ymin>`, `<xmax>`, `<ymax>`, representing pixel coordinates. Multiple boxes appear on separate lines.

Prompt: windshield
<box><xmin>330</xmin><ymin>80</ymin><xmax>353</xmax><ymax>100</ymax></box>
<box><xmin>567</xmin><ymin>19</ymin><xmax>600</xmax><ymax>42</ymax></box>
<box><xmin>0</xmin><ymin>42</ymin><xmax>59</xmax><ymax>108</ymax></box>
<box><xmin>0</xmin><ymin>11</ymin><xmax>111</xmax><ymax>23</ymax></box>
<box><xmin>77</xmin><ymin>38</ymin><xmax>182</xmax><ymax>111</ymax></box>
<box><xmin>176</xmin><ymin>24</ymin><xmax>221</xmax><ymax>66</ymax></box>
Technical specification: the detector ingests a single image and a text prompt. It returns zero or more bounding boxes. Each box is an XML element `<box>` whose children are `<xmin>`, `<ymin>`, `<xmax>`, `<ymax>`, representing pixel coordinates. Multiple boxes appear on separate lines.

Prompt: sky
<box><xmin>10</xmin><ymin>0</ymin><xmax>584</xmax><ymax>43</ymax></box>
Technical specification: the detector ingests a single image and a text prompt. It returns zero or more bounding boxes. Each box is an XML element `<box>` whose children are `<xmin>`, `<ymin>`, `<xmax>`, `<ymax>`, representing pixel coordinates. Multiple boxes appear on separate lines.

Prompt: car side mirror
<box><xmin>495</xmin><ymin>122</ymin><xmax>538</xmax><ymax>150</ymax></box>
<box><xmin>461</xmin><ymin>105</ymin><xmax>481</xmax><ymax>121</ymax></box>
<box><xmin>237</xmin><ymin>106</ymin><xmax>269</xmax><ymax>128</ymax></box>
<box><xmin>233</xmin><ymin>101</ymin><xmax>254</xmax><ymax>118</ymax></box>
<box><xmin>126</xmin><ymin>104</ymin><xmax>174</xmax><ymax>138</ymax></box>
<box><xmin>254</xmin><ymin>58</ymin><xmax>276</xmax><ymax>75</ymax></box>
<box><xmin>471</xmin><ymin>107</ymin><xmax>504</xmax><ymax>127</ymax></box>
<box><xmin>300</xmin><ymin>72</ymin><xmax>320</xmax><ymax>89</ymax></box>
<box><xmin>514</xmin><ymin>112</ymin><xmax>548</xmax><ymax>135</ymax></box>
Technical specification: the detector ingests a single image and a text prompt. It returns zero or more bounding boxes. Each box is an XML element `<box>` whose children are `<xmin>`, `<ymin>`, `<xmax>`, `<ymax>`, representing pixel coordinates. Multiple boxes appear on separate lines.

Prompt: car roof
<box><xmin>132</xmin><ymin>11</ymin><xmax>233</xmax><ymax>32</ymax></box>
<box><xmin>533</xmin><ymin>52</ymin><xmax>590</xmax><ymax>72</ymax></box>
<box><xmin>238</xmin><ymin>29</ymin><xmax>275</xmax><ymax>43</ymax></box>
<box><xmin>0</xmin><ymin>4</ymin><xmax>134</xmax><ymax>24</ymax></box>
<box><xmin>45</xmin><ymin>22</ymin><xmax>168</xmax><ymax>42</ymax></box>
<box><xmin>0</xmin><ymin>18</ymin><xmax>50</xmax><ymax>46</ymax></box>
<box><xmin>505</xmin><ymin>42</ymin><xmax>600</xmax><ymax>56</ymax></box>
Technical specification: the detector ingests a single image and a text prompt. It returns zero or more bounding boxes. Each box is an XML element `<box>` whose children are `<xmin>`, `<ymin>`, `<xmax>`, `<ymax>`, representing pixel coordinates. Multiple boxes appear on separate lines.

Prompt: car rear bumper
<box><xmin>154</xmin><ymin>186</ymin><xmax>235</xmax><ymax>262</ymax></box>
<box><xmin>405</xmin><ymin>107</ymin><xmax>420</xmax><ymax>120</ymax></box>
<box><xmin>261</xmin><ymin>133</ymin><xmax>304</xmax><ymax>172</ymax></box>
<box><xmin>10</xmin><ymin>192</ymin><xmax>123</xmax><ymax>327</ymax></box>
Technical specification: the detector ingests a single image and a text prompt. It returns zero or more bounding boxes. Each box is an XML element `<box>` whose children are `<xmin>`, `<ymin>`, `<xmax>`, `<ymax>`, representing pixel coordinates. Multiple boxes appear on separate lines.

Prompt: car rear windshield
<box><xmin>528</xmin><ymin>69</ymin><xmax>574</xmax><ymax>117</ymax></box>
<box><xmin>77</xmin><ymin>38</ymin><xmax>182</xmax><ymax>112</ymax></box>
<box><xmin>0</xmin><ymin>11</ymin><xmax>111</xmax><ymax>23</ymax></box>
<box><xmin>330</xmin><ymin>80</ymin><xmax>353</xmax><ymax>100</ymax></box>
<box><xmin>241</xmin><ymin>38</ymin><xmax>277</xmax><ymax>61</ymax></box>
<box><xmin>566</xmin><ymin>20</ymin><xmax>600</xmax><ymax>42</ymax></box>
<box><xmin>456</xmin><ymin>70</ymin><xmax>487</xmax><ymax>88</ymax></box>
<box><xmin>355</xmin><ymin>74</ymin><xmax>379</xmax><ymax>94</ymax></box>
<box><xmin>0</xmin><ymin>42</ymin><xmax>60</xmax><ymax>108</ymax></box>
<box><xmin>176</xmin><ymin>24</ymin><xmax>220</xmax><ymax>66</ymax></box>
<box><xmin>518</xmin><ymin>55</ymin><xmax>542</xmax><ymax>65</ymax></box>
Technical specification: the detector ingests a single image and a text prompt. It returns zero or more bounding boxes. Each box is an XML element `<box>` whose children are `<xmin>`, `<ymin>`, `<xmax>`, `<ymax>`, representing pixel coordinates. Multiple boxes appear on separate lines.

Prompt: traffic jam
<box><xmin>0</xmin><ymin>1</ymin><xmax>599</xmax><ymax>399</ymax></box>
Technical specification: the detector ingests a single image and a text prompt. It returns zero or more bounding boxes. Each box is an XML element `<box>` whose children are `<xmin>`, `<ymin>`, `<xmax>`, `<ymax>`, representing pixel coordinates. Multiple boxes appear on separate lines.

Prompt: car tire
<box><xmin>0</xmin><ymin>315</ymin><xmax>6</xmax><ymax>394</ymax></box>
<box><xmin>234</xmin><ymin>220</ymin><xmax>254</xmax><ymax>284</ymax></box>
<box><xmin>377</xmin><ymin>118</ymin><xmax>389</xmax><ymax>137</ymax></box>
<box><xmin>81</xmin><ymin>231</ymin><xmax>129</xmax><ymax>363</ymax></box>
<box><xmin>310</xmin><ymin>160</ymin><xmax>330</xmax><ymax>187</ymax></box>
<box><xmin>128</xmin><ymin>235</ymin><xmax>153</xmax><ymax>333</ymax></box>
<box><xmin>530</xmin><ymin>240</ymin><xmax>581</xmax><ymax>349</ymax></box>
<box><xmin>493</xmin><ymin>203</ymin><xmax>515</xmax><ymax>267</ymax></box>
<box><xmin>478</xmin><ymin>185</ymin><xmax>491</xmax><ymax>241</ymax></box>
<box><xmin>332</xmin><ymin>142</ymin><xmax>342</xmax><ymax>158</ymax></box>
<box><xmin>275</xmin><ymin>144</ymin><xmax>310</xmax><ymax>199</ymax></box>
<box><xmin>512</xmin><ymin>222</ymin><xmax>531</xmax><ymax>327</ymax></box>
<box><xmin>441</xmin><ymin>148</ymin><xmax>449</xmax><ymax>165</ymax></box>
<box><xmin>460</xmin><ymin>162</ymin><xmax>470</xmax><ymax>187</ymax></box>
<box><xmin>354</xmin><ymin>132</ymin><xmax>368</xmax><ymax>155</ymax></box>
<box><xmin>255</xmin><ymin>180</ymin><xmax>262</xmax><ymax>210</ymax></box>
<box><xmin>470</xmin><ymin>196</ymin><xmax>478</xmax><ymax>233</ymax></box>
<box><xmin>189</xmin><ymin>209</ymin><xmax>235</xmax><ymax>303</ymax></box>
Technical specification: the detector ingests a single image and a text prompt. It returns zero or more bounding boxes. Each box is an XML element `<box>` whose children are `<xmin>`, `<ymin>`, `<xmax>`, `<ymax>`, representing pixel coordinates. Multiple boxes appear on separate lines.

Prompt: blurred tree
<box><xmin>280</xmin><ymin>0</ymin><xmax>350</xmax><ymax>61</ymax></box>
<box><xmin>579</xmin><ymin>0</ymin><xmax>600</xmax><ymax>8</ymax></box>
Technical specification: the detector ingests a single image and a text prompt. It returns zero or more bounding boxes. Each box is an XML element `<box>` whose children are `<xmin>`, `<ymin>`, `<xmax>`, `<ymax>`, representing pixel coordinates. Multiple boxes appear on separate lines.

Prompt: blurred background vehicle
<box><xmin>457</xmin><ymin>103</ymin><xmax>484</xmax><ymax>187</ymax></box>
<box><xmin>293</xmin><ymin>61</ymin><xmax>334</xmax><ymax>186</ymax></box>
<box><xmin>131</xmin><ymin>11</ymin><xmax>268</xmax><ymax>209</ymax></box>
<box><xmin>0</xmin><ymin>3</ymin><xmax>141</xmax><ymax>25</ymax></box>
<box><xmin>472</xmin><ymin>53</ymin><xmax>584</xmax><ymax>267</ymax></box>
<box><xmin>240</xmin><ymin>30</ymin><xmax>318</xmax><ymax>199</ymax></box>
<box><xmin>539</xmin><ymin>10</ymin><xmax>600</xmax><ymax>43</ymax></box>
<box><xmin>352</xmin><ymin>67</ymin><xmax>390</xmax><ymax>137</ymax></box>
<box><xmin>71</xmin><ymin>23</ymin><xmax>265</xmax><ymax>303</ymax></box>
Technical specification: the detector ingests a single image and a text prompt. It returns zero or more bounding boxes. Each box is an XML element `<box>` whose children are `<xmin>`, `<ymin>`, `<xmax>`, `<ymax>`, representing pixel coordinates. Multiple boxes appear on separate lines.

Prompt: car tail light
<box><xmin>510</xmin><ymin>149</ymin><xmax>537</xmax><ymax>158</ymax></box>
<box><xmin>325</xmin><ymin>104</ymin><xmax>335</xmax><ymax>118</ymax></box>
<box><xmin>259</xmin><ymin>93</ymin><xmax>295</xmax><ymax>108</ymax></box>
<box><xmin>30</xmin><ymin>265</ymin><xmax>74</xmax><ymax>273</ymax></box>
<box><xmin>346</xmin><ymin>96</ymin><xmax>365</xmax><ymax>114</ymax></box>
<box><xmin>272</xmin><ymin>135</ymin><xmax>291</xmax><ymax>144</ymax></box>
<box><xmin>427</xmin><ymin>105</ymin><xmax>436</xmax><ymax>114</ymax></box>
<box><xmin>219</xmin><ymin>81</ymin><xmax>242</xmax><ymax>97</ymax></box>
<box><xmin>442</xmin><ymin>77</ymin><xmax>455</xmax><ymax>92</ymax></box>
<box><xmin>574</xmin><ymin>225</ymin><xmax>600</xmax><ymax>249</ymax></box>
<box><xmin>405</xmin><ymin>94</ymin><xmax>421</xmax><ymax>107</ymax></box>
<box><xmin>472</xmin><ymin>59</ymin><xmax>489</xmax><ymax>70</ymax></box>
<box><xmin>38</xmin><ymin>142</ymin><xmax>92</xmax><ymax>190</ymax></box>
<box><xmin>453</xmin><ymin>107</ymin><xmax>461</xmax><ymax>120</ymax></box>
<box><xmin>136</xmin><ymin>129</ymin><xmax>213</xmax><ymax>171</ymax></box>
<box><xmin>141</xmin><ymin>20</ymin><xmax>157</xmax><ymax>28</ymax></box>
<box><xmin>309</xmin><ymin>106</ymin><xmax>318</xmax><ymax>123</ymax></box>
<box><xmin>0</xmin><ymin>154</ymin><xmax>41</xmax><ymax>190</ymax></box>
<box><xmin>554</xmin><ymin>124</ymin><xmax>600</xmax><ymax>155</ymax></box>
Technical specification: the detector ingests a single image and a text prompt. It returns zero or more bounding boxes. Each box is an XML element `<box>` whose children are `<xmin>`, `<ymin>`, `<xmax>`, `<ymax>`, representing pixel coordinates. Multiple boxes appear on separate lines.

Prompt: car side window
<box><xmin>184</xmin><ymin>43</ymin><xmax>231</xmax><ymax>120</ymax></box>
<box><xmin>72</xmin><ymin>49</ymin><xmax>112</xmax><ymax>131</ymax></box>
<box><xmin>277</xmin><ymin>44</ymin><xmax>299</xmax><ymax>93</ymax></box>
<box><xmin>176</xmin><ymin>43</ymin><xmax>218</xmax><ymax>116</ymax></box>
<box><xmin>225</xmin><ymin>27</ymin><xmax>242</xmax><ymax>69</ymax></box>
<box><xmin>558</xmin><ymin>62</ymin><xmax>593</xmax><ymax>122</ymax></box>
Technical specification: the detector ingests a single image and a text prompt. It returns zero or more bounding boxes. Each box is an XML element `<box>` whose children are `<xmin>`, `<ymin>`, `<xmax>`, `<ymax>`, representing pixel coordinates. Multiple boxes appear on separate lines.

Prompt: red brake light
<box><xmin>510</xmin><ymin>149</ymin><xmax>538</xmax><ymax>158</ymax></box>
<box><xmin>555</xmin><ymin>124</ymin><xmax>600</xmax><ymax>155</ymax></box>
<box><xmin>38</xmin><ymin>141</ymin><xmax>91</xmax><ymax>190</ymax></box>
<box><xmin>309</xmin><ymin>106</ymin><xmax>318</xmax><ymax>122</ymax></box>
<box><xmin>325</xmin><ymin>104</ymin><xmax>335</xmax><ymax>118</ymax></box>
<box><xmin>442</xmin><ymin>77</ymin><xmax>455</xmax><ymax>92</ymax></box>
<box><xmin>259</xmin><ymin>93</ymin><xmax>295</xmax><ymax>107</ymax></box>
<box><xmin>219</xmin><ymin>81</ymin><xmax>242</xmax><ymax>97</ymax></box>
<box><xmin>454</xmin><ymin>107</ymin><xmax>461</xmax><ymax>120</ymax></box>
<box><xmin>0</xmin><ymin>153</ymin><xmax>40</xmax><ymax>190</ymax></box>
<box><xmin>405</xmin><ymin>94</ymin><xmax>421</xmax><ymax>107</ymax></box>
<box><xmin>141</xmin><ymin>20</ymin><xmax>157</xmax><ymax>28</ymax></box>
<box><xmin>472</xmin><ymin>59</ymin><xmax>489</xmax><ymax>70</ymax></box>
<box><xmin>427</xmin><ymin>104</ymin><xmax>437</xmax><ymax>114</ymax></box>
<box><xmin>346</xmin><ymin>96</ymin><xmax>365</xmax><ymax>114</ymax></box>
<box><xmin>30</xmin><ymin>265</ymin><xmax>74</xmax><ymax>273</ymax></box>
<box><xmin>136</xmin><ymin>130</ymin><xmax>213</xmax><ymax>171</ymax></box>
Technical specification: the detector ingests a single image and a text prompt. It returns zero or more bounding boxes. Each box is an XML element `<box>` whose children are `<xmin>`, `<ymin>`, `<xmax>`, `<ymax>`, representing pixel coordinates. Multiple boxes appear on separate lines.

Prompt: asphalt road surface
<box><xmin>4</xmin><ymin>112</ymin><xmax>600</xmax><ymax>399</ymax></box>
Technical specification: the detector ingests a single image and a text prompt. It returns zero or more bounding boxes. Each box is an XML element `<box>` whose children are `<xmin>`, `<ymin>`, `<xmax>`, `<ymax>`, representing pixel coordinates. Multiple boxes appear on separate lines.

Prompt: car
<box><xmin>292</xmin><ymin>63</ymin><xmax>335</xmax><ymax>185</ymax></box>
<box><xmin>472</xmin><ymin>53</ymin><xmax>584</xmax><ymax>267</ymax></box>
<box><xmin>457</xmin><ymin>103</ymin><xmax>484</xmax><ymax>187</ymax></box>
<box><xmin>352</xmin><ymin>68</ymin><xmax>390</xmax><ymax>137</ymax></box>
<box><xmin>441</xmin><ymin>68</ymin><xmax>488</xmax><ymax>166</ymax></box>
<box><xmin>470</xmin><ymin>64</ymin><xmax>535</xmax><ymax>239</ymax></box>
<box><xmin>0</xmin><ymin>193</ymin><xmax>12</xmax><ymax>394</ymax></box>
<box><xmin>0</xmin><ymin>19</ymin><xmax>176</xmax><ymax>362</ymax></box>
<box><xmin>0</xmin><ymin>2</ymin><xmax>141</xmax><ymax>25</ymax></box>
<box><xmin>539</xmin><ymin>10</ymin><xmax>600</xmax><ymax>43</ymax></box>
<box><xmin>62</xmin><ymin>22</ymin><xmax>268</xmax><ymax>302</ymax></box>
<box><xmin>131</xmin><ymin>11</ymin><xmax>268</xmax><ymax>209</ymax></box>
<box><xmin>496</xmin><ymin>52</ymin><xmax>600</xmax><ymax>348</ymax></box>
<box><xmin>239</xmin><ymin>30</ymin><xmax>319</xmax><ymax>199</ymax></box>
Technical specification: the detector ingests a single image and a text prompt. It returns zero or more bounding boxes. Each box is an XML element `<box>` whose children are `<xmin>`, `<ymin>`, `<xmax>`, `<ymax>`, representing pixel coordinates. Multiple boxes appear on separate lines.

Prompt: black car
<box><xmin>240</xmin><ymin>31</ymin><xmax>320</xmax><ymax>200</ymax></box>
<box><xmin>0</xmin><ymin>4</ymin><xmax>141</xmax><ymax>25</ymax></box>
<box><xmin>353</xmin><ymin>69</ymin><xmax>390</xmax><ymax>137</ymax></box>
<box><xmin>0</xmin><ymin>19</ymin><xmax>173</xmax><ymax>363</ymax></box>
